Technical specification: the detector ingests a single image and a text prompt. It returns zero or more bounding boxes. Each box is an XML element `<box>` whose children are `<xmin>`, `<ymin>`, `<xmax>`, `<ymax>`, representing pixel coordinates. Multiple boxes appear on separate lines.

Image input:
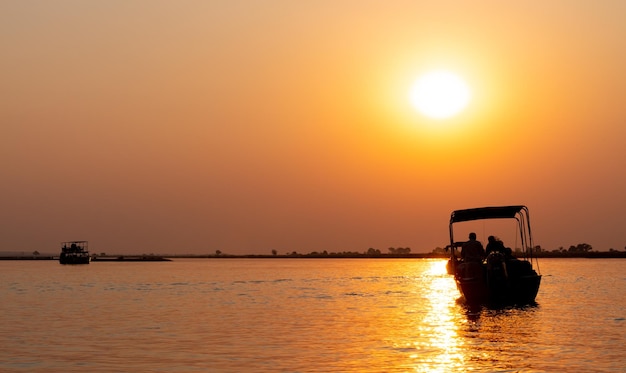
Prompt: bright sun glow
<box><xmin>409</xmin><ymin>70</ymin><xmax>471</xmax><ymax>119</ymax></box>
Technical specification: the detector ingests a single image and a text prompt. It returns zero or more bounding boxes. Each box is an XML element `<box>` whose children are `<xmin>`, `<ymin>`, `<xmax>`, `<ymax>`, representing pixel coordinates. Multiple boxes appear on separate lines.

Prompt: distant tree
<box><xmin>32</xmin><ymin>250</ymin><xmax>39</xmax><ymax>256</ymax></box>
<box><xmin>388</xmin><ymin>247</ymin><xmax>411</xmax><ymax>255</ymax></box>
<box><xmin>271</xmin><ymin>249</ymin><xmax>277</xmax><ymax>256</ymax></box>
<box><xmin>396</xmin><ymin>247</ymin><xmax>411</xmax><ymax>255</ymax></box>
<box><xmin>568</xmin><ymin>243</ymin><xmax>593</xmax><ymax>253</ymax></box>
<box><xmin>580</xmin><ymin>243</ymin><xmax>593</xmax><ymax>252</ymax></box>
<box><xmin>366</xmin><ymin>248</ymin><xmax>381</xmax><ymax>256</ymax></box>
<box><xmin>215</xmin><ymin>250</ymin><xmax>222</xmax><ymax>256</ymax></box>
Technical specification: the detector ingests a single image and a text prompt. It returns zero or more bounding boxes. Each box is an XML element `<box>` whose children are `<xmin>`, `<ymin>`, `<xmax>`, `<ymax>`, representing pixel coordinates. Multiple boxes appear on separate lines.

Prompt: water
<box><xmin>1</xmin><ymin>258</ymin><xmax>624</xmax><ymax>372</ymax></box>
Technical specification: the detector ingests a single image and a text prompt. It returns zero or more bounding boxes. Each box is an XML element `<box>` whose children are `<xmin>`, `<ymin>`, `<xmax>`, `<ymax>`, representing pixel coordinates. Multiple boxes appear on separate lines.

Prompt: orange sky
<box><xmin>2</xmin><ymin>1</ymin><xmax>624</xmax><ymax>255</ymax></box>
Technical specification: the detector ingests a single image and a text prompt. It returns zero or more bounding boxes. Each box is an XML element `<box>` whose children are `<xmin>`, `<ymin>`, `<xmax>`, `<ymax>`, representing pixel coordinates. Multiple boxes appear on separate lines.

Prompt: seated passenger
<box><xmin>461</xmin><ymin>232</ymin><xmax>485</xmax><ymax>263</ymax></box>
<box><xmin>486</xmin><ymin>236</ymin><xmax>506</xmax><ymax>256</ymax></box>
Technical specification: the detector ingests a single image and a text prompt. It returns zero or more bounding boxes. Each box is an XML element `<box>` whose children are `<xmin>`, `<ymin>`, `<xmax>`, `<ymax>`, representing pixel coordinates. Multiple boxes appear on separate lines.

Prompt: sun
<box><xmin>409</xmin><ymin>70</ymin><xmax>471</xmax><ymax>119</ymax></box>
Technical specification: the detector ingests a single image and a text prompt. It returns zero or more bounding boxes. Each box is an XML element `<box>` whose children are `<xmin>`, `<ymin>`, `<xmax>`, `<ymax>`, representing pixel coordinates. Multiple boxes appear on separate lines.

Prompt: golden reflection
<box><xmin>425</xmin><ymin>259</ymin><xmax>449</xmax><ymax>277</ymax></box>
<box><xmin>413</xmin><ymin>260</ymin><xmax>465</xmax><ymax>372</ymax></box>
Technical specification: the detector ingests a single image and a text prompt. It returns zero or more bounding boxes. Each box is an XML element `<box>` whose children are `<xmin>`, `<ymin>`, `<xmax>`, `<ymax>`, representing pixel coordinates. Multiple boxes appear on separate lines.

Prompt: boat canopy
<box><xmin>450</xmin><ymin>205</ymin><xmax>527</xmax><ymax>224</ymax></box>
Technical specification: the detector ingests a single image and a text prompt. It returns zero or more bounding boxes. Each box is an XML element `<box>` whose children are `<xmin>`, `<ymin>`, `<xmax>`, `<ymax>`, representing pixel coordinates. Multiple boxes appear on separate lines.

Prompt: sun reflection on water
<box><xmin>411</xmin><ymin>260</ymin><xmax>465</xmax><ymax>372</ymax></box>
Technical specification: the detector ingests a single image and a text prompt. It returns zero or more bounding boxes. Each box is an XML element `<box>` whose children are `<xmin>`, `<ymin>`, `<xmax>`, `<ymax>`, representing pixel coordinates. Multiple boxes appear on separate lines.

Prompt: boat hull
<box><xmin>456</xmin><ymin>272</ymin><xmax>541</xmax><ymax>305</ymax></box>
<box><xmin>59</xmin><ymin>253</ymin><xmax>90</xmax><ymax>265</ymax></box>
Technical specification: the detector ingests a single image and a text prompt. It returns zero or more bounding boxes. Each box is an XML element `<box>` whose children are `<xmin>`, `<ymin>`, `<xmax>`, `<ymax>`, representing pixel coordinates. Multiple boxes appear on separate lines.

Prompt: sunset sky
<box><xmin>2</xmin><ymin>1</ymin><xmax>624</xmax><ymax>255</ymax></box>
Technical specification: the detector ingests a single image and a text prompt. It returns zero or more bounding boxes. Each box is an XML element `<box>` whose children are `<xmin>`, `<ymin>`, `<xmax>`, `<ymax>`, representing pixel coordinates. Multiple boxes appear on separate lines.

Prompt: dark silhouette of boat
<box><xmin>446</xmin><ymin>206</ymin><xmax>541</xmax><ymax>305</ymax></box>
<box><xmin>59</xmin><ymin>241</ymin><xmax>90</xmax><ymax>265</ymax></box>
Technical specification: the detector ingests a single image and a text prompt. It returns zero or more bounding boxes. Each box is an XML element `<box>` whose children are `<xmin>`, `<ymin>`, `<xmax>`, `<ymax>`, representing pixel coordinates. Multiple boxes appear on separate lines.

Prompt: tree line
<box><xmin>207</xmin><ymin>243</ymin><xmax>625</xmax><ymax>258</ymax></box>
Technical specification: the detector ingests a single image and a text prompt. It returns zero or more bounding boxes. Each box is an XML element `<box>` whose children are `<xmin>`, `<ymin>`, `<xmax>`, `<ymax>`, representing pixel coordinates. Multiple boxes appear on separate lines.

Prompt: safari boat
<box><xmin>59</xmin><ymin>241</ymin><xmax>90</xmax><ymax>264</ymax></box>
<box><xmin>446</xmin><ymin>205</ymin><xmax>541</xmax><ymax>305</ymax></box>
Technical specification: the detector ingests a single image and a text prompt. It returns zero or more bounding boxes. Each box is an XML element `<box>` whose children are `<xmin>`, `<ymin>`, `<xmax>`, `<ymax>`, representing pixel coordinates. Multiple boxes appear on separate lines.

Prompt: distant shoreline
<box><xmin>168</xmin><ymin>252</ymin><xmax>626</xmax><ymax>259</ymax></box>
<box><xmin>2</xmin><ymin>251</ymin><xmax>625</xmax><ymax>261</ymax></box>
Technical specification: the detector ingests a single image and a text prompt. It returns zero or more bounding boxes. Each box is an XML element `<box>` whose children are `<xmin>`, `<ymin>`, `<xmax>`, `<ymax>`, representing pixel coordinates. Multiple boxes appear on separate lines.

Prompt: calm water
<box><xmin>1</xmin><ymin>258</ymin><xmax>624</xmax><ymax>372</ymax></box>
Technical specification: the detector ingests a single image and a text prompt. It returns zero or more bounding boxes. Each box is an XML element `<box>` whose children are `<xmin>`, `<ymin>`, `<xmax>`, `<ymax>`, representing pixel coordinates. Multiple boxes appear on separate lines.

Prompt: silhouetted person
<box><xmin>486</xmin><ymin>236</ymin><xmax>506</xmax><ymax>256</ymax></box>
<box><xmin>461</xmin><ymin>232</ymin><xmax>485</xmax><ymax>263</ymax></box>
<box><xmin>504</xmin><ymin>247</ymin><xmax>516</xmax><ymax>260</ymax></box>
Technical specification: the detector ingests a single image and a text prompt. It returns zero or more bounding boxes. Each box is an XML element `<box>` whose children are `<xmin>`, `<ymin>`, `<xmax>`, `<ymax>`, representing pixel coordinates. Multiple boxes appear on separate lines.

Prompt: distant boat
<box><xmin>59</xmin><ymin>241</ymin><xmax>90</xmax><ymax>265</ymax></box>
<box><xmin>446</xmin><ymin>205</ymin><xmax>541</xmax><ymax>305</ymax></box>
